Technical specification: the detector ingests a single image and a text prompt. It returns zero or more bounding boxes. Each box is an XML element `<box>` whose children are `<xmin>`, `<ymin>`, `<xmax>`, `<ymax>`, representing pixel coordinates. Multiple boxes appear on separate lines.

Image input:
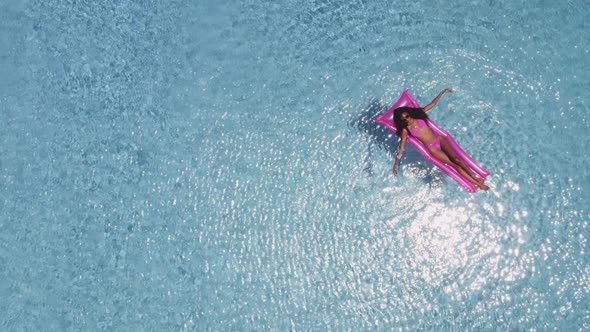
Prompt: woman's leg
<box><xmin>439</xmin><ymin>136</ymin><xmax>486</xmax><ymax>184</ymax></box>
<box><xmin>428</xmin><ymin>146</ymin><xmax>489</xmax><ymax>191</ymax></box>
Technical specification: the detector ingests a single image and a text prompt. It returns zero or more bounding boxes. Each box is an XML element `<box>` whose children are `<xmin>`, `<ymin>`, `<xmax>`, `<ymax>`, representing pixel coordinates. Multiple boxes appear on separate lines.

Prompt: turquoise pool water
<box><xmin>1</xmin><ymin>0</ymin><xmax>589</xmax><ymax>330</ymax></box>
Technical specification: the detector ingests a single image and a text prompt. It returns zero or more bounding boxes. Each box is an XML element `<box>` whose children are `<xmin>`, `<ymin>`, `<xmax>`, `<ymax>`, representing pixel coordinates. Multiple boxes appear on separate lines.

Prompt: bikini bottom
<box><xmin>427</xmin><ymin>136</ymin><xmax>441</xmax><ymax>150</ymax></box>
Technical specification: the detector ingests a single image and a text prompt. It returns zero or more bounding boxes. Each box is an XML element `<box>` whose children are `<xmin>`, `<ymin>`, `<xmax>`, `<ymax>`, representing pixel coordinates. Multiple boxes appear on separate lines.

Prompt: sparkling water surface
<box><xmin>1</xmin><ymin>0</ymin><xmax>590</xmax><ymax>330</ymax></box>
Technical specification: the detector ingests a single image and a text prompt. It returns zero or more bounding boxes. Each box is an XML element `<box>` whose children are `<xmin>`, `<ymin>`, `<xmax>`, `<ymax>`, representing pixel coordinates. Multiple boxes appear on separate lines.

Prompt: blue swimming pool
<box><xmin>1</xmin><ymin>0</ymin><xmax>589</xmax><ymax>330</ymax></box>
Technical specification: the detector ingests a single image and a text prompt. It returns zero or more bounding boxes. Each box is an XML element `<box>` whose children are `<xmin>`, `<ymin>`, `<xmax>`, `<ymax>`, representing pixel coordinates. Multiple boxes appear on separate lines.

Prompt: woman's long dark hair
<box><xmin>393</xmin><ymin>107</ymin><xmax>429</xmax><ymax>137</ymax></box>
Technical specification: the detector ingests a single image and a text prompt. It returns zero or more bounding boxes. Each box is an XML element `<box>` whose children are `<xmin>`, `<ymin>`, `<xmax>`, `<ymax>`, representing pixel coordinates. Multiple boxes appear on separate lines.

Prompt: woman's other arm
<box><xmin>423</xmin><ymin>88</ymin><xmax>454</xmax><ymax>113</ymax></box>
<box><xmin>393</xmin><ymin>129</ymin><xmax>408</xmax><ymax>176</ymax></box>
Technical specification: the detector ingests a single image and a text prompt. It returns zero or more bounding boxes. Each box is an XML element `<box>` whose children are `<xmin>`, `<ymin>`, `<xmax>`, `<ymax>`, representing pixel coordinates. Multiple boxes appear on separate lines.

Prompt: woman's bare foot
<box><xmin>477</xmin><ymin>182</ymin><xmax>490</xmax><ymax>191</ymax></box>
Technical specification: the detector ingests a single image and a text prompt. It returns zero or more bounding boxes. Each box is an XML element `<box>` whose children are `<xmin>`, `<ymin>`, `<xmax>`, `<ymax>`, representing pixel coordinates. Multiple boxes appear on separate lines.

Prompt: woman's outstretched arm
<box><xmin>423</xmin><ymin>88</ymin><xmax>454</xmax><ymax>113</ymax></box>
<box><xmin>393</xmin><ymin>129</ymin><xmax>408</xmax><ymax>176</ymax></box>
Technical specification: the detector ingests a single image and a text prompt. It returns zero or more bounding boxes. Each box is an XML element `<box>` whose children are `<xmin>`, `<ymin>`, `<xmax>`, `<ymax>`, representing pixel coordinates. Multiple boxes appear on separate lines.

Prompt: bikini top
<box><xmin>408</xmin><ymin>119</ymin><xmax>426</xmax><ymax>136</ymax></box>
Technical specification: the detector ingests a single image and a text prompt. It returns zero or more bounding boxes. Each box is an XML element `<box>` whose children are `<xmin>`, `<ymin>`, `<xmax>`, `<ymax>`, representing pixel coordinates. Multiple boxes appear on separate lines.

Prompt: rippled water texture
<box><xmin>2</xmin><ymin>0</ymin><xmax>590</xmax><ymax>330</ymax></box>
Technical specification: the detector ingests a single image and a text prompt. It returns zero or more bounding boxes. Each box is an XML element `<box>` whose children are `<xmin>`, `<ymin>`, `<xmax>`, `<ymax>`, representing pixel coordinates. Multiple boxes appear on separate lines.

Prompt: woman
<box><xmin>393</xmin><ymin>88</ymin><xmax>489</xmax><ymax>191</ymax></box>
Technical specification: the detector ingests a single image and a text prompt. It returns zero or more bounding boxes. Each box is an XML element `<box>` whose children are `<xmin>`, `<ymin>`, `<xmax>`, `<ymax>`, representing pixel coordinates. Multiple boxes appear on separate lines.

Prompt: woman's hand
<box><xmin>442</xmin><ymin>88</ymin><xmax>454</xmax><ymax>94</ymax></box>
<box><xmin>393</xmin><ymin>163</ymin><xmax>399</xmax><ymax>176</ymax></box>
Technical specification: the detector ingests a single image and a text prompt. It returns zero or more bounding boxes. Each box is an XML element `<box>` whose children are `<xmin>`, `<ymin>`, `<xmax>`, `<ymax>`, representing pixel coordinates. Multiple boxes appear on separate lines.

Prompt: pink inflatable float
<box><xmin>376</xmin><ymin>90</ymin><xmax>490</xmax><ymax>193</ymax></box>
